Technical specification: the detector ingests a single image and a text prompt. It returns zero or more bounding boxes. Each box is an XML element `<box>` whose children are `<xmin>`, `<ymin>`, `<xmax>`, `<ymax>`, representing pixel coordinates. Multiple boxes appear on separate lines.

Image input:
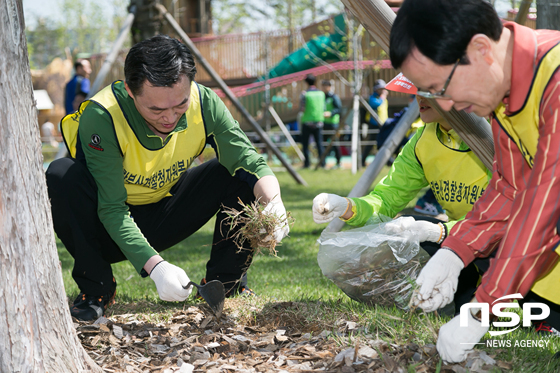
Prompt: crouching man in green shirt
<box><xmin>46</xmin><ymin>35</ymin><xmax>289</xmax><ymax>321</ymax></box>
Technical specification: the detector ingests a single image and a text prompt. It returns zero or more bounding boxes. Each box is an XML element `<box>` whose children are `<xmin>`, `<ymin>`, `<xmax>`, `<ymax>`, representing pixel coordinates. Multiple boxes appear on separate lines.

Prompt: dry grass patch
<box><xmin>73</xmin><ymin>297</ymin><xmax>520</xmax><ymax>372</ymax></box>
<box><xmin>245</xmin><ymin>301</ymin><xmax>345</xmax><ymax>334</ymax></box>
<box><xmin>222</xmin><ymin>199</ymin><xmax>294</xmax><ymax>257</ymax></box>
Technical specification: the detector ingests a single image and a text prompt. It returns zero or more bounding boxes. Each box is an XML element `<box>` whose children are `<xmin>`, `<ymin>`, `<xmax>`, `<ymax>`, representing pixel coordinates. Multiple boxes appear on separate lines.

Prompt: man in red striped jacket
<box><xmin>390</xmin><ymin>0</ymin><xmax>560</xmax><ymax>363</ymax></box>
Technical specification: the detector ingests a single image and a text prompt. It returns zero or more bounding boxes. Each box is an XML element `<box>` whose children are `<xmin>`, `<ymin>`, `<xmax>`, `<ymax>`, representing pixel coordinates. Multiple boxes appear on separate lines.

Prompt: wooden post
<box><xmin>268</xmin><ymin>106</ymin><xmax>305</xmax><ymax>162</ymax></box>
<box><xmin>429</xmin><ymin>104</ymin><xmax>493</xmax><ymax>168</ymax></box>
<box><xmin>351</xmin><ymin>23</ymin><xmax>365</xmax><ymax>173</ymax></box>
<box><xmin>358</xmin><ymin>95</ymin><xmax>382</xmax><ymax>125</ymax></box>
<box><xmin>340</xmin><ymin>0</ymin><xmax>495</xmax><ymax>170</ymax></box>
<box><xmin>515</xmin><ymin>0</ymin><xmax>532</xmax><ymax>25</ymax></box>
<box><xmin>288</xmin><ymin>0</ymin><xmax>294</xmax><ymax>53</ymax></box>
<box><xmin>341</xmin><ymin>0</ymin><xmax>395</xmax><ymax>52</ymax></box>
<box><xmin>350</xmin><ymin>94</ymin><xmax>361</xmax><ymax>174</ymax></box>
<box><xmin>130</xmin><ymin>0</ymin><xmax>161</xmax><ymax>45</ymax></box>
<box><xmin>264</xmin><ymin>33</ymin><xmax>273</xmax><ymax>163</ymax></box>
<box><xmin>156</xmin><ymin>4</ymin><xmax>308</xmax><ymax>186</ymax></box>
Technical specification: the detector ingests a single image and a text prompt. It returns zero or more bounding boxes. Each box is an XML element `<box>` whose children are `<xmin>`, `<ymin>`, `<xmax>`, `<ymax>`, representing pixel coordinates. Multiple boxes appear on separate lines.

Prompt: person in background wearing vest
<box><xmin>390</xmin><ymin>0</ymin><xmax>560</xmax><ymax>362</ymax></box>
<box><xmin>46</xmin><ymin>35</ymin><xmax>290</xmax><ymax>321</ymax></box>
<box><xmin>312</xmin><ymin>75</ymin><xmax>492</xmax><ymax>314</ymax></box>
<box><xmin>321</xmin><ymin>79</ymin><xmax>343</xmax><ymax>169</ymax></box>
<box><xmin>362</xmin><ymin>79</ymin><xmax>389</xmax><ymax>167</ymax></box>
<box><xmin>299</xmin><ymin>74</ymin><xmax>326</xmax><ymax>168</ymax></box>
<box><xmin>65</xmin><ymin>59</ymin><xmax>92</xmax><ymax>115</ymax></box>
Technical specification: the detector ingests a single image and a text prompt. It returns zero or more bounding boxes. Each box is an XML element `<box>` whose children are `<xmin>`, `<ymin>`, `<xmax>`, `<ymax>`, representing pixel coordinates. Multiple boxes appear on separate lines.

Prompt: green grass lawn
<box><xmin>56</xmin><ymin>165</ymin><xmax>560</xmax><ymax>372</ymax></box>
<box><xmin>57</xmin><ymin>167</ymin><xmax>383</xmax><ymax>301</ymax></box>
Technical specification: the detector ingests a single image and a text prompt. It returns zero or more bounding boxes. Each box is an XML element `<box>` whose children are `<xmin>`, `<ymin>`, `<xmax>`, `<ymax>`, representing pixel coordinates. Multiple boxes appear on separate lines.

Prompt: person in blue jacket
<box><xmin>65</xmin><ymin>59</ymin><xmax>92</xmax><ymax>114</ymax></box>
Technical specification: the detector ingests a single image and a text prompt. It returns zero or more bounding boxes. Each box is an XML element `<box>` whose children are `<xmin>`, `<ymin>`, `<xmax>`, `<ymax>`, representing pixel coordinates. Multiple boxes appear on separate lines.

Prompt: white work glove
<box><xmin>149</xmin><ymin>261</ymin><xmax>192</xmax><ymax>302</ymax></box>
<box><xmin>312</xmin><ymin>193</ymin><xmax>351</xmax><ymax>224</ymax></box>
<box><xmin>437</xmin><ymin>307</ymin><xmax>489</xmax><ymax>363</ymax></box>
<box><xmin>385</xmin><ymin>216</ymin><xmax>445</xmax><ymax>243</ymax></box>
<box><xmin>262</xmin><ymin>199</ymin><xmax>290</xmax><ymax>243</ymax></box>
<box><xmin>411</xmin><ymin>248</ymin><xmax>464</xmax><ymax>312</ymax></box>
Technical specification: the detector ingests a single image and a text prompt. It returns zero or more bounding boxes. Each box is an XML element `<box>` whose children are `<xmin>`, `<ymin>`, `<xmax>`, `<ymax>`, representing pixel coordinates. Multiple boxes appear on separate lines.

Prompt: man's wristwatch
<box><xmin>469</xmin><ymin>297</ymin><xmax>498</xmax><ymax>323</ymax></box>
<box><xmin>470</xmin><ymin>307</ymin><xmax>498</xmax><ymax>323</ymax></box>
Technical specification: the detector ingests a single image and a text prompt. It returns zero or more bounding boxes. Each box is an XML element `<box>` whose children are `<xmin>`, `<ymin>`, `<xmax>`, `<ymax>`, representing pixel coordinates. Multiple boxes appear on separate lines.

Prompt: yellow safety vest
<box><xmin>61</xmin><ymin>80</ymin><xmax>206</xmax><ymax>205</ymax></box>
<box><xmin>494</xmin><ymin>43</ymin><xmax>560</xmax><ymax>304</ymax></box>
<box><xmin>406</xmin><ymin>117</ymin><xmax>425</xmax><ymax>138</ymax></box>
<box><xmin>378</xmin><ymin>99</ymin><xmax>389</xmax><ymax>125</ymax></box>
<box><xmin>415</xmin><ymin>123</ymin><xmax>489</xmax><ymax>221</ymax></box>
<box><xmin>365</xmin><ymin>98</ymin><xmax>388</xmax><ymax>125</ymax></box>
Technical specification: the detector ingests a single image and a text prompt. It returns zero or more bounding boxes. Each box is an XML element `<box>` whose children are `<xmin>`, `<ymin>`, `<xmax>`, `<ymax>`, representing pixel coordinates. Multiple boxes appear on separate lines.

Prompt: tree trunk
<box><xmin>514</xmin><ymin>0</ymin><xmax>531</xmax><ymax>25</ymax></box>
<box><xmin>537</xmin><ymin>0</ymin><xmax>560</xmax><ymax>31</ymax></box>
<box><xmin>288</xmin><ymin>0</ymin><xmax>294</xmax><ymax>53</ymax></box>
<box><xmin>0</xmin><ymin>1</ymin><xmax>101</xmax><ymax>371</ymax></box>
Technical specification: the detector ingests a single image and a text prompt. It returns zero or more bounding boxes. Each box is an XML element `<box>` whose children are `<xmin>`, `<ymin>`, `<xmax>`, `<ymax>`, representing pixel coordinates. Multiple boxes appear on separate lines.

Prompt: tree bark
<box><xmin>537</xmin><ymin>0</ymin><xmax>560</xmax><ymax>31</ymax></box>
<box><xmin>0</xmin><ymin>1</ymin><xmax>101</xmax><ymax>371</ymax></box>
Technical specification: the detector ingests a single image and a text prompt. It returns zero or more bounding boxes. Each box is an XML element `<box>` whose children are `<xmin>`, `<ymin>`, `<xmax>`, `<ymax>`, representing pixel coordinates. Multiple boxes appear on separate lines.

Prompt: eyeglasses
<box><xmin>416</xmin><ymin>58</ymin><xmax>461</xmax><ymax>100</ymax></box>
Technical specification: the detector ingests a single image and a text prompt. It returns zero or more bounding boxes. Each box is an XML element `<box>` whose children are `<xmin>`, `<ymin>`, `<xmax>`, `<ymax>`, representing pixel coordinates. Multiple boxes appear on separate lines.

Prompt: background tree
<box><xmin>25</xmin><ymin>0</ymin><xmax>129</xmax><ymax>69</ymax></box>
<box><xmin>25</xmin><ymin>17</ymin><xmax>65</xmax><ymax>69</ymax></box>
<box><xmin>536</xmin><ymin>0</ymin><xmax>560</xmax><ymax>31</ymax></box>
<box><xmin>211</xmin><ymin>0</ymin><xmax>343</xmax><ymax>34</ymax></box>
<box><xmin>0</xmin><ymin>0</ymin><xmax>101</xmax><ymax>371</ymax></box>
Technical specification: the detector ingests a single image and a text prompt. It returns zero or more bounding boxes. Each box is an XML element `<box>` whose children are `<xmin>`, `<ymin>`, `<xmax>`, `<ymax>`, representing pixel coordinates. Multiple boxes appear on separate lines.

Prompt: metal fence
<box><xmin>218</xmin><ymin>61</ymin><xmax>404</xmax><ymax>129</ymax></box>
<box><xmin>245</xmin><ymin>128</ymin><xmax>380</xmax><ymax>149</ymax></box>
<box><xmin>191</xmin><ymin>29</ymin><xmax>298</xmax><ymax>83</ymax></box>
<box><xmin>85</xmin><ymin>13</ymin><xmax>395</xmax><ymax>88</ymax></box>
<box><xmin>83</xmin><ymin>13</ymin><xmax>404</xmax><ymax>129</ymax></box>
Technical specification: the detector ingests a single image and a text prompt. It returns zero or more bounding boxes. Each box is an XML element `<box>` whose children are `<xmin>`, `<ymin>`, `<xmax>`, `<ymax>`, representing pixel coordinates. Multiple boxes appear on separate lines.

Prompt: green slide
<box><xmin>259</xmin><ymin>13</ymin><xmax>347</xmax><ymax>80</ymax></box>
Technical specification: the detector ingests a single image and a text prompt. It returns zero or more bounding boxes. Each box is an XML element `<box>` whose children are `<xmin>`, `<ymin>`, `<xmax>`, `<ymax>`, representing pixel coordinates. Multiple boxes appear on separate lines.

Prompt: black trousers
<box><xmin>361</xmin><ymin>123</ymin><xmax>379</xmax><ymax>167</ymax></box>
<box><xmin>301</xmin><ymin>123</ymin><xmax>324</xmax><ymax>168</ymax></box>
<box><xmin>519</xmin><ymin>290</ymin><xmax>560</xmax><ymax>330</ymax></box>
<box><xmin>46</xmin><ymin>157</ymin><xmax>255</xmax><ymax>296</ymax></box>
<box><xmin>323</xmin><ymin>123</ymin><xmax>341</xmax><ymax>165</ymax></box>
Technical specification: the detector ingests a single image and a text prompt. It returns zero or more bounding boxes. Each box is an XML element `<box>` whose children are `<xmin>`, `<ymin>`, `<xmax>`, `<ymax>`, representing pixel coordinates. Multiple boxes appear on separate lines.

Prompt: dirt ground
<box><xmin>74</xmin><ymin>207</ymin><xmax>507</xmax><ymax>372</ymax></box>
<box><xmin>76</xmin><ymin>299</ymin><xmax>510</xmax><ymax>373</ymax></box>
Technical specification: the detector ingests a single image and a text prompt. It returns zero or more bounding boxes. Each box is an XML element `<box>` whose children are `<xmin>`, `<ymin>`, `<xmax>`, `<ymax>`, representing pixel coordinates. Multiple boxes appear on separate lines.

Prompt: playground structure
<box><xmin>78</xmin><ymin>2</ymin><xmax>539</xmax><ymax>161</ymax></box>
<box><xmin>85</xmin><ymin>12</ymin><xmax>410</xmax><ymax>127</ymax></box>
<box><xmin>32</xmin><ymin>2</ymin><xmax>538</xmax><ymax>133</ymax></box>
<box><xmin>79</xmin><ymin>7</ymin><xmax>413</xmax><ymax>180</ymax></box>
<box><xmin>34</xmin><ymin>0</ymin><xmax>541</xmax><ymax>209</ymax></box>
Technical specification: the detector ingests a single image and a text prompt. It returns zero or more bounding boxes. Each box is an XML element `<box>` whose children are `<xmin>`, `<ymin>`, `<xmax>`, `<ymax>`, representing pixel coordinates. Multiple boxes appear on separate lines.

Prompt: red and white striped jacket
<box><xmin>444</xmin><ymin>22</ymin><xmax>560</xmax><ymax>305</ymax></box>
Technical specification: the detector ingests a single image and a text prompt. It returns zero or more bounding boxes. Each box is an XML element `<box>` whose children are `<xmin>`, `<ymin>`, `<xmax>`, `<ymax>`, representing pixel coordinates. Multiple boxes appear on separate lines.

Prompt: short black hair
<box><xmin>389</xmin><ymin>0</ymin><xmax>503</xmax><ymax>69</ymax></box>
<box><xmin>321</xmin><ymin>79</ymin><xmax>332</xmax><ymax>86</ymax></box>
<box><xmin>74</xmin><ymin>59</ymin><xmax>87</xmax><ymax>70</ymax></box>
<box><xmin>125</xmin><ymin>35</ymin><xmax>197</xmax><ymax>96</ymax></box>
<box><xmin>305</xmin><ymin>74</ymin><xmax>316</xmax><ymax>86</ymax></box>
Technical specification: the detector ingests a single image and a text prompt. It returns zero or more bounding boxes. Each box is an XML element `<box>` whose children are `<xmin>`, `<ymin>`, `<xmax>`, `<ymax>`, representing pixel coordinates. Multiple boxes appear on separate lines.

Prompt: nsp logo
<box><xmin>460</xmin><ymin>293</ymin><xmax>550</xmax><ymax>336</ymax></box>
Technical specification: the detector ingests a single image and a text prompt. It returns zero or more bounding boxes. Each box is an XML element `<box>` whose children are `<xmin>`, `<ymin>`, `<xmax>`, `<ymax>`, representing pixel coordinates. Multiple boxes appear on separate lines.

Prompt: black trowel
<box><xmin>184</xmin><ymin>280</ymin><xmax>225</xmax><ymax>319</ymax></box>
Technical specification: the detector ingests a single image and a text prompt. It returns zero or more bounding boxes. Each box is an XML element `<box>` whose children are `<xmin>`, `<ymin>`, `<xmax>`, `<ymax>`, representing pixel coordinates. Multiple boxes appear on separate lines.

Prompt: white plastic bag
<box><xmin>317</xmin><ymin>219</ymin><xmax>430</xmax><ymax>309</ymax></box>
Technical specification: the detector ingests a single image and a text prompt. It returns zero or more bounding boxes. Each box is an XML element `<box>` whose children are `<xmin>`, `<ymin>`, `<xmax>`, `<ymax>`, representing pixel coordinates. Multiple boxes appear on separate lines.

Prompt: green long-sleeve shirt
<box><xmin>77</xmin><ymin>82</ymin><xmax>273</xmax><ymax>273</ymax></box>
<box><xmin>345</xmin><ymin>123</ymin><xmax>492</xmax><ymax>232</ymax></box>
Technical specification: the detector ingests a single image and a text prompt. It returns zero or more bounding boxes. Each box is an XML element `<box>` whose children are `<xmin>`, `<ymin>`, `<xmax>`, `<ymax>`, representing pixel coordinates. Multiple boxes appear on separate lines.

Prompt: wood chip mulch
<box><xmin>74</xmin><ymin>300</ymin><xmax>507</xmax><ymax>373</ymax></box>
